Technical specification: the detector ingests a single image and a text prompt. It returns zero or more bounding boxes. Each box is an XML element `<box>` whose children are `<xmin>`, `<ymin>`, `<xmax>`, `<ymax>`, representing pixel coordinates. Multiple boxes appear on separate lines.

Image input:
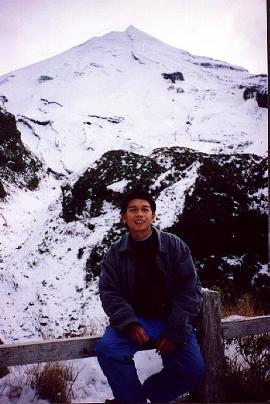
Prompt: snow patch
<box><xmin>155</xmin><ymin>162</ymin><xmax>199</xmax><ymax>229</ymax></box>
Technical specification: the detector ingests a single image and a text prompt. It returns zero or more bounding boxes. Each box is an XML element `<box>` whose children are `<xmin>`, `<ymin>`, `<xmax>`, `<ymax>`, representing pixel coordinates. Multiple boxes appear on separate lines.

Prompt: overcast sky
<box><xmin>0</xmin><ymin>0</ymin><xmax>267</xmax><ymax>76</ymax></box>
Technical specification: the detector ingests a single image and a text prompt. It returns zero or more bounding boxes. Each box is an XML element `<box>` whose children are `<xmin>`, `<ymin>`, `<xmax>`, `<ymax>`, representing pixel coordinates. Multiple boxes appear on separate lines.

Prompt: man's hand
<box><xmin>126</xmin><ymin>323</ymin><xmax>149</xmax><ymax>345</ymax></box>
<box><xmin>156</xmin><ymin>337</ymin><xmax>176</xmax><ymax>355</ymax></box>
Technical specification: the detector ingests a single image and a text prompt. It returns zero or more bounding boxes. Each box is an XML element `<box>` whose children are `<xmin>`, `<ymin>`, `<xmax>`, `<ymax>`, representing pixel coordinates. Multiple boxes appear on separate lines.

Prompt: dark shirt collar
<box><xmin>118</xmin><ymin>226</ymin><xmax>166</xmax><ymax>253</ymax></box>
<box><xmin>131</xmin><ymin>230</ymin><xmax>153</xmax><ymax>242</ymax></box>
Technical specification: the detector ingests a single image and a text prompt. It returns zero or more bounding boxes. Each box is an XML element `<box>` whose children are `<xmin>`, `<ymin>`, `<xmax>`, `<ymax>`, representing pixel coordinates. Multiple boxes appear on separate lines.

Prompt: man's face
<box><xmin>122</xmin><ymin>198</ymin><xmax>155</xmax><ymax>240</ymax></box>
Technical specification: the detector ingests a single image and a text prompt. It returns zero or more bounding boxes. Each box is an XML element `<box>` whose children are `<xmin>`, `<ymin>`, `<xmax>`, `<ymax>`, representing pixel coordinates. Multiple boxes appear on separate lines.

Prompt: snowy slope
<box><xmin>0</xmin><ymin>25</ymin><xmax>268</xmax><ymax>403</ymax></box>
<box><xmin>0</xmin><ymin>25</ymin><xmax>267</xmax><ymax>177</ymax></box>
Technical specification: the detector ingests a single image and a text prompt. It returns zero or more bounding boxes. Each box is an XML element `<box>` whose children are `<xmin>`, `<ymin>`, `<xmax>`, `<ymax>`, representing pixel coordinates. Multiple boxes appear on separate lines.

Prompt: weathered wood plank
<box><xmin>222</xmin><ymin>315</ymin><xmax>270</xmax><ymax>339</ymax></box>
<box><xmin>192</xmin><ymin>289</ymin><xmax>226</xmax><ymax>403</ymax></box>
<box><xmin>0</xmin><ymin>295</ymin><xmax>269</xmax><ymax>380</ymax></box>
<box><xmin>1</xmin><ymin>316</ymin><xmax>269</xmax><ymax>369</ymax></box>
<box><xmin>0</xmin><ymin>336</ymin><xmax>99</xmax><ymax>367</ymax></box>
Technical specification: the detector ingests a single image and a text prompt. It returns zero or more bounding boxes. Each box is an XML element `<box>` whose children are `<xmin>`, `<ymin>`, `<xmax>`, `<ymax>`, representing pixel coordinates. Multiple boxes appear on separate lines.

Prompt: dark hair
<box><xmin>120</xmin><ymin>188</ymin><xmax>156</xmax><ymax>213</ymax></box>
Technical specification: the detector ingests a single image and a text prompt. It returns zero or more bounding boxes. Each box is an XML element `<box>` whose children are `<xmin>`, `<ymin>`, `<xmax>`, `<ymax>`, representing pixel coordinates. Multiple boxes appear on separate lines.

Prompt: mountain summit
<box><xmin>0</xmin><ymin>26</ymin><xmax>267</xmax><ymax>175</ymax></box>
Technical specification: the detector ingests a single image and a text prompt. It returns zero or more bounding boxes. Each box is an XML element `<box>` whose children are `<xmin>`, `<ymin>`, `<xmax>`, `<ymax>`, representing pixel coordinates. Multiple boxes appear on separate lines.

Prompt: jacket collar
<box><xmin>118</xmin><ymin>226</ymin><xmax>166</xmax><ymax>253</ymax></box>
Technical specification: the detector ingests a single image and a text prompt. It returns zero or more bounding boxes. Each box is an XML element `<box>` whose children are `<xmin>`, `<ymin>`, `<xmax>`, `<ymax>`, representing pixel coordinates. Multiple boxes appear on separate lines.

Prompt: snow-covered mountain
<box><xmin>0</xmin><ymin>25</ymin><xmax>268</xmax><ymax>345</ymax></box>
<box><xmin>0</xmin><ymin>25</ymin><xmax>267</xmax><ymax>173</ymax></box>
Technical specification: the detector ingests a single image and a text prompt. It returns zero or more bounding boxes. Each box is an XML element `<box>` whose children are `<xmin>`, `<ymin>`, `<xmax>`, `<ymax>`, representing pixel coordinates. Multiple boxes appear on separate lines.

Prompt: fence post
<box><xmin>0</xmin><ymin>338</ymin><xmax>9</xmax><ymax>379</ymax></box>
<box><xmin>192</xmin><ymin>289</ymin><xmax>226</xmax><ymax>403</ymax></box>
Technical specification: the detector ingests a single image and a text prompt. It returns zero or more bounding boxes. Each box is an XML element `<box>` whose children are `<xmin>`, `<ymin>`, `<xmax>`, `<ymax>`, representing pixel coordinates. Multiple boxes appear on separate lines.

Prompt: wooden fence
<box><xmin>0</xmin><ymin>289</ymin><xmax>269</xmax><ymax>402</ymax></box>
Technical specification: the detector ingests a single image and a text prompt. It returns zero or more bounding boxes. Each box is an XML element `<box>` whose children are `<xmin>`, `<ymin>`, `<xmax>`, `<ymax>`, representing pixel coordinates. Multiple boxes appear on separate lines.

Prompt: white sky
<box><xmin>0</xmin><ymin>0</ymin><xmax>267</xmax><ymax>76</ymax></box>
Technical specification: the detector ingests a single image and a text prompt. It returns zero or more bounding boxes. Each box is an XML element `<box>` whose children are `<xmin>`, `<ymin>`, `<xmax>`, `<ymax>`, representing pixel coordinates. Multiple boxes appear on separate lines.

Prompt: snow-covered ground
<box><xmin>0</xmin><ymin>351</ymin><xmax>165</xmax><ymax>403</ymax></box>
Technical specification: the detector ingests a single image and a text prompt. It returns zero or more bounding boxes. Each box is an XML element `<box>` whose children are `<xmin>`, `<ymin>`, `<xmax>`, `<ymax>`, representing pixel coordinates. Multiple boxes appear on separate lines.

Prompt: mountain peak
<box><xmin>125</xmin><ymin>24</ymin><xmax>138</xmax><ymax>32</ymax></box>
<box><xmin>125</xmin><ymin>25</ymin><xmax>157</xmax><ymax>41</ymax></box>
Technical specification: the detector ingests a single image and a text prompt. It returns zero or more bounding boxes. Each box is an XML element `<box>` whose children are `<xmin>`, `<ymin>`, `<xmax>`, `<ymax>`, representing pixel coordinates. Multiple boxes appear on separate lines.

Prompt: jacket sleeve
<box><xmin>99</xmin><ymin>247</ymin><xmax>139</xmax><ymax>333</ymax></box>
<box><xmin>165</xmin><ymin>238</ymin><xmax>203</xmax><ymax>344</ymax></box>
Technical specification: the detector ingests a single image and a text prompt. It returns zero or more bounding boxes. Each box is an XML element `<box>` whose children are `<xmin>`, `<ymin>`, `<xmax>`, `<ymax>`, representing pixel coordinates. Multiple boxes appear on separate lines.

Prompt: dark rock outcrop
<box><xmin>61</xmin><ymin>149</ymin><xmax>165</xmax><ymax>222</ymax></box>
<box><xmin>242</xmin><ymin>85</ymin><xmax>268</xmax><ymax>108</ymax></box>
<box><xmin>172</xmin><ymin>175</ymin><xmax>267</xmax><ymax>256</ymax></box>
<box><xmin>153</xmin><ymin>148</ymin><xmax>268</xmax><ymax>309</ymax></box>
<box><xmin>0</xmin><ymin>108</ymin><xmax>42</xmax><ymax>195</ymax></box>
<box><xmin>88</xmin><ymin>114</ymin><xmax>124</xmax><ymax>124</ymax></box>
<box><xmin>38</xmin><ymin>75</ymin><xmax>54</xmax><ymax>83</ymax></box>
<box><xmin>162</xmin><ymin>72</ymin><xmax>184</xmax><ymax>83</ymax></box>
<box><xmin>194</xmin><ymin>62</ymin><xmax>245</xmax><ymax>72</ymax></box>
<box><xmin>61</xmin><ymin>147</ymin><xmax>268</xmax><ymax>308</ymax></box>
<box><xmin>0</xmin><ymin>95</ymin><xmax>8</xmax><ymax>107</ymax></box>
<box><xmin>156</xmin><ymin>149</ymin><xmax>267</xmax><ymax>259</ymax></box>
<box><xmin>0</xmin><ymin>180</ymin><xmax>6</xmax><ymax>198</ymax></box>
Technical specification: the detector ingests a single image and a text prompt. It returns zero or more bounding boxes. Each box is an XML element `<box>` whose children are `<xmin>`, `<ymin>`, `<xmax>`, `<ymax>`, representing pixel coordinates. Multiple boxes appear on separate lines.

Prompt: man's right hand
<box><xmin>126</xmin><ymin>323</ymin><xmax>149</xmax><ymax>345</ymax></box>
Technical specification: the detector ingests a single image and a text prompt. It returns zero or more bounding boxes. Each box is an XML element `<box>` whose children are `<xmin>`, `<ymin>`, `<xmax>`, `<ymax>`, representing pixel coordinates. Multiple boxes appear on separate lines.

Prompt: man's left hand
<box><xmin>156</xmin><ymin>337</ymin><xmax>176</xmax><ymax>355</ymax></box>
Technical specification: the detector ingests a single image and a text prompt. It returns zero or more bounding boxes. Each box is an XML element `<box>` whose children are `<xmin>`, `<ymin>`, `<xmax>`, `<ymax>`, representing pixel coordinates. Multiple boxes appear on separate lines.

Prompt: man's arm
<box><xmin>99</xmin><ymin>249</ymin><xmax>138</xmax><ymax>332</ymax></box>
<box><xmin>99</xmin><ymin>248</ymin><xmax>149</xmax><ymax>345</ymax></box>
<box><xmin>164</xmin><ymin>238</ymin><xmax>203</xmax><ymax>345</ymax></box>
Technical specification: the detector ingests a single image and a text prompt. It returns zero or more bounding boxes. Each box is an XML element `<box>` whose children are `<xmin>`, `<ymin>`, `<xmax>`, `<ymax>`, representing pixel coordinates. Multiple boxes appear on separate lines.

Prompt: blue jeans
<box><xmin>96</xmin><ymin>317</ymin><xmax>205</xmax><ymax>403</ymax></box>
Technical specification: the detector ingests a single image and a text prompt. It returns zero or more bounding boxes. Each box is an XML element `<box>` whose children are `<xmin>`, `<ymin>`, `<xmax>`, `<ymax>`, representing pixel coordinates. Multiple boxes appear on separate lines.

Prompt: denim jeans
<box><xmin>96</xmin><ymin>317</ymin><xmax>205</xmax><ymax>403</ymax></box>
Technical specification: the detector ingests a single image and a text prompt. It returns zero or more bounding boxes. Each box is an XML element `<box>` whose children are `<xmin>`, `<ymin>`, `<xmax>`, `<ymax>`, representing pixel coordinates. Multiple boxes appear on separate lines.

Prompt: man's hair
<box><xmin>120</xmin><ymin>188</ymin><xmax>156</xmax><ymax>213</ymax></box>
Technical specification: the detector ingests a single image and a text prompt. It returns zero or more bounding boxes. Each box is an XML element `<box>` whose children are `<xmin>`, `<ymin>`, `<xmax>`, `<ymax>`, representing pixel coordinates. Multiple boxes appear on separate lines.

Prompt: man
<box><xmin>96</xmin><ymin>188</ymin><xmax>205</xmax><ymax>403</ymax></box>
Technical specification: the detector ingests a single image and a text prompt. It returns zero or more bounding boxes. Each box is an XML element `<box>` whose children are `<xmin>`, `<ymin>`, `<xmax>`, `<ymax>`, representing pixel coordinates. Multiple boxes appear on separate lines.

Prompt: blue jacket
<box><xmin>99</xmin><ymin>227</ymin><xmax>203</xmax><ymax>344</ymax></box>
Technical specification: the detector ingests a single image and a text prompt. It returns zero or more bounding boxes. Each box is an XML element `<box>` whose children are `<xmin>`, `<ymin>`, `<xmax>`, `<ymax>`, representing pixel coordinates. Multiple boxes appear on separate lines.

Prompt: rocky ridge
<box><xmin>0</xmin><ymin>108</ymin><xmax>42</xmax><ymax>197</ymax></box>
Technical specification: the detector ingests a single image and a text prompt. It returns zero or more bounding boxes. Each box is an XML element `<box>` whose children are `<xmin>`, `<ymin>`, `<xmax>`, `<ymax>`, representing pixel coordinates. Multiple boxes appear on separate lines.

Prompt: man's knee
<box><xmin>96</xmin><ymin>332</ymin><xmax>134</xmax><ymax>363</ymax></box>
<box><xmin>95</xmin><ymin>335</ymin><xmax>118</xmax><ymax>359</ymax></box>
<box><xmin>95</xmin><ymin>336</ymin><xmax>107</xmax><ymax>358</ymax></box>
<box><xmin>164</xmin><ymin>343</ymin><xmax>205</xmax><ymax>384</ymax></box>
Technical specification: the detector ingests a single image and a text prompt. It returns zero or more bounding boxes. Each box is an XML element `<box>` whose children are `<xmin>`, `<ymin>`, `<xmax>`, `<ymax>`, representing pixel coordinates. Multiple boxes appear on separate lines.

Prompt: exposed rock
<box><xmin>0</xmin><ymin>180</ymin><xmax>6</xmax><ymax>198</ymax></box>
<box><xmin>131</xmin><ymin>52</ymin><xmax>144</xmax><ymax>64</ymax></box>
<box><xmin>194</xmin><ymin>62</ymin><xmax>246</xmax><ymax>72</ymax></box>
<box><xmin>159</xmin><ymin>148</ymin><xmax>268</xmax><ymax>307</ymax></box>
<box><xmin>46</xmin><ymin>167</ymin><xmax>66</xmax><ymax>180</ymax></box>
<box><xmin>162</xmin><ymin>72</ymin><xmax>184</xmax><ymax>83</ymax></box>
<box><xmin>0</xmin><ymin>95</ymin><xmax>8</xmax><ymax>107</ymax></box>
<box><xmin>0</xmin><ymin>108</ymin><xmax>42</xmax><ymax>195</ymax></box>
<box><xmin>40</xmin><ymin>98</ymin><xmax>63</xmax><ymax>107</ymax></box>
<box><xmin>17</xmin><ymin>118</ymin><xmax>40</xmax><ymax>138</ymax></box>
<box><xmin>61</xmin><ymin>149</ymin><xmax>165</xmax><ymax>222</ymax></box>
<box><xmin>0</xmin><ymin>108</ymin><xmax>21</xmax><ymax>143</ymax></box>
<box><xmin>256</xmin><ymin>91</ymin><xmax>268</xmax><ymax>108</ymax></box>
<box><xmin>18</xmin><ymin>115</ymin><xmax>52</xmax><ymax>126</ymax></box>
<box><xmin>38</xmin><ymin>75</ymin><xmax>54</xmax><ymax>83</ymax></box>
<box><xmin>243</xmin><ymin>85</ymin><xmax>268</xmax><ymax>108</ymax></box>
<box><xmin>88</xmin><ymin>114</ymin><xmax>124</xmax><ymax>124</ymax></box>
<box><xmin>61</xmin><ymin>147</ymin><xmax>267</xmax><ymax>304</ymax></box>
<box><xmin>161</xmin><ymin>149</ymin><xmax>267</xmax><ymax>260</ymax></box>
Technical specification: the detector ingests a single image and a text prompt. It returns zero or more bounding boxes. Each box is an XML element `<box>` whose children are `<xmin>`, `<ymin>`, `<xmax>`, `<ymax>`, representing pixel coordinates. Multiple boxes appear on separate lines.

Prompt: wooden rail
<box><xmin>0</xmin><ymin>290</ymin><xmax>269</xmax><ymax>402</ymax></box>
<box><xmin>222</xmin><ymin>315</ymin><xmax>270</xmax><ymax>339</ymax></box>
